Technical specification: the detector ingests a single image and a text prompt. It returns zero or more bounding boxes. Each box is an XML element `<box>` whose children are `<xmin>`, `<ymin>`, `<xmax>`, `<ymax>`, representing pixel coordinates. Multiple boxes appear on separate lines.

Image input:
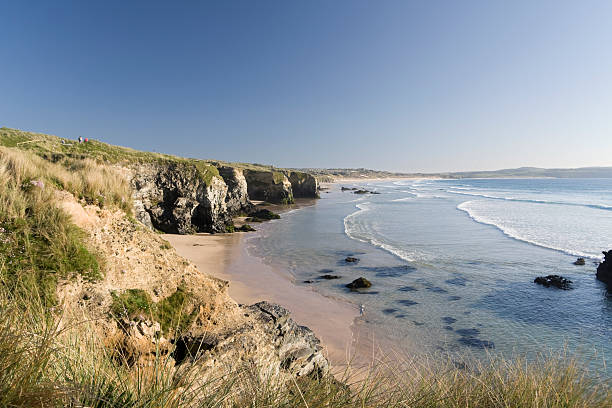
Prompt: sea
<box><xmin>244</xmin><ymin>178</ymin><xmax>612</xmax><ymax>372</ymax></box>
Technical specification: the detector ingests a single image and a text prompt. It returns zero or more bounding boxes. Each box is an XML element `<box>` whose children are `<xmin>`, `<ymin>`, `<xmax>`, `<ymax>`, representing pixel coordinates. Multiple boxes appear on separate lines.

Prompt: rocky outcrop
<box><xmin>346</xmin><ymin>277</ymin><xmax>372</xmax><ymax>290</ymax></box>
<box><xmin>243</xmin><ymin>170</ymin><xmax>294</xmax><ymax>204</ymax></box>
<box><xmin>130</xmin><ymin>161</ymin><xmax>232</xmax><ymax>234</ymax></box>
<box><xmin>57</xmin><ymin>200</ymin><xmax>329</xmax><ymax>389</ymax></box>
<box><xmin>534</xmin><ymin>275</ymin><xmax>573</xmax><ymax>290</ymax></box>
<box><xmin>596</xmin><ymin>250</ymin><xmax>612</xmax><ymax>285</ymax></box>
<box><xmin>285</xmin><ymin>171</ymin><xmax>319</xmax><ymax>198</ymax></box>
<box><xmin>217</xmin><ymin>166</ymin><xmax>252</xmax><ymax>214</ymax></box>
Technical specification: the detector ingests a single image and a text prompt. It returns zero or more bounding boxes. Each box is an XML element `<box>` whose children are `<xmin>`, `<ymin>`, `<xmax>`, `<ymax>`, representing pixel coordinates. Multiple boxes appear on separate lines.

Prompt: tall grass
<box><xmin>0</xmin><ymin>145</ymin><xmax>610</xmax><ymax>407</ymax></box>
<box><xmin>1</xmin><ymin>271</ymin><xmax>610</xmax><ymax>408</ymax></box>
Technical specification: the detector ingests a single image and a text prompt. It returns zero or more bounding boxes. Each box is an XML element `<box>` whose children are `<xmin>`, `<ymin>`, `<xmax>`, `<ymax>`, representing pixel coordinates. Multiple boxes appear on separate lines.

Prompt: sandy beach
<box><xmin>163</xmin><ymin>230</ymin><xmax>361</xmax><ymax>367</ymax></box>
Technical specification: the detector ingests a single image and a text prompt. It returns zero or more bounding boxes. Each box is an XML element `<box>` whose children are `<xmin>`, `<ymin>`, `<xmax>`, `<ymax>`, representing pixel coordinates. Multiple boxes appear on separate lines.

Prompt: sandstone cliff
<box><xmin>130</xmin><ymin>161</ymin><xmax>257</xmax><ymax>234</ymax></box>
<box><xmin>243</xmin><ymin>169</ymin><xmax>294</xmax><ymax>204</ymax></box>
<box><xmin>217</xmin><ymin>165</ymin><xmax>252</xmax><ymax>214</ymax></box>
<box><xmin>285</xmin><ymin>170</ymin><xmax>319</xmax><ymax>198</ymax></box>
<box><xmin>57</xmin><ymin>196</ymin><xmax>328</xmax><ymax>382</ymax></box>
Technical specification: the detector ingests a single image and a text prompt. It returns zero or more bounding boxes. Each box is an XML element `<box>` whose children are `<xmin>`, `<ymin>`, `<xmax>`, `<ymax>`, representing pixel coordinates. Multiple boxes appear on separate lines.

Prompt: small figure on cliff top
<box><xmin>78</xmin><ymin>136</ymin><xmax>83</xmax><ymax>143</ymax></box>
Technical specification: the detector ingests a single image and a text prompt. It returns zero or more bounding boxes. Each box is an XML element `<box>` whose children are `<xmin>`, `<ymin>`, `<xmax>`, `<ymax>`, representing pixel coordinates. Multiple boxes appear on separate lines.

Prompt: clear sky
<box><xmin>2</xmin><ymin>1</ymin><xmax>611</xmax><ymax>172</ymax></box>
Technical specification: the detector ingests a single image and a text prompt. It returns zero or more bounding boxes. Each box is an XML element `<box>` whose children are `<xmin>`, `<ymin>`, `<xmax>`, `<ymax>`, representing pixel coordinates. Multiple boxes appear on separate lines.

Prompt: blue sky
<box><xmin>1</xmin><ymin>1</ymin><xmax>611</xmax><ymax>172</ymax></box>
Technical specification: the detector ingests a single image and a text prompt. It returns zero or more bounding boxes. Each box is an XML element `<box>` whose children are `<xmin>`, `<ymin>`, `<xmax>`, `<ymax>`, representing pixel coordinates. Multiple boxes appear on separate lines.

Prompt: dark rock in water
<box><xmin>236</xmin><ymin>224</ymin><xmax>256</xmax><ymax>232</ymax></box>
<box><xmin>445</xmin><ymin>277</ymin><xmax>468</xmax><ymax>286</ymax></box>
<box><xmin>458</xmin><ymin>337</ymin><xmax>495</xmax><ymax>349</ymax></box>
<box><xmin>303</xmin><ymin>280</ymin><xmax>315</xmax><ymax>284</ymax></box>
<box><xmin>341</xmin><ymin>187</ymin><xmax>357</xmax><ymax>191</ymax></box>
<box><xmin>395</xmin><ymin>314</ymin><xmax>407</xmax><ymax>319</ymax></box>
<box><xmin>345</xmin><ymin>256</ymin><xmax>359</xmax><ymax>263</ymax></box>
<box><xmin>574</xmin><ymin>257</ymin><xmax>586</xmax><ymax>266</ymax></box>
<box><xmin>455</xmin><ymin>328</ymin><xmax>480</xmax><ymax>337</ymax></box>
<box><xmin>398</xmin><ymin>286</ymin><xmax>417</xmax><ymax>292</ymax></box>
<box><xmin>382</xmin><ymin>308</ymin><xmax>398</xmax><ymax>315</ymax></box>
<box><xmin>353</xmin><ymin>189</ymin><xmax>370</xmax><ymax>194</ymax></box>
<box><xmin>447</xmin><ymin>296</ymin><xmax>461</xmax><ymax>301</ymax></box>
<box><xmin>444</xmin><ymin>325</ymin><xmax>454</xmax><ymax>331</ymax></box>
<box><xmin>442</xmin><ymin>316</ymin><xmax>457</xmax><ymax>324</ymax></box>
<box><xmin>427</xmin><ymin>286</ymin><xmax>448</xmax><ymax>294</ymax></box>
<box><xmin>247</xmin><ymin>208</ymin><xmax>281</xmax><ymax>220</ymax></box>
<box><xmin>319</xmin><ymin>274</ymin><xmax>341</xmax><ymax>280</ymax></box>
<box><xmin>346</xmin><ymin>277</ymin><xmax>372</xmax><ymax>290</ymax></box>
<box><xmin>397</xmin><ymin>299</ymin><xmax>418</xmax><ymax>306</ymax></box>
<box><xmin>360</xmin><ymin>265</ymin><xmax>416</xmax><ymax>277</ymax></box>
<box><xmin>413</xmin><ymin>321</ymin><xmax>425</xmax><ymax>326</ymax></box>
<box><xmin>596</xmin><ymin>250</ymin><xmax>612</xmax><ymax>285</ymax></box>
<box><xmin>534</xmin><ymin>275</ymin><xmax>573</xmax><ymax>290</ymax></box>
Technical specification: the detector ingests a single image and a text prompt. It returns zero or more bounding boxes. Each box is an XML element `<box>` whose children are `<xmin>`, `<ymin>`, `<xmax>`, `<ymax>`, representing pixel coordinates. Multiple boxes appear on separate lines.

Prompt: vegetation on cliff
<box><xmin>0</xmin><ymin>129</ymin><xmax>610</xmax><ymax>407</ymax></box>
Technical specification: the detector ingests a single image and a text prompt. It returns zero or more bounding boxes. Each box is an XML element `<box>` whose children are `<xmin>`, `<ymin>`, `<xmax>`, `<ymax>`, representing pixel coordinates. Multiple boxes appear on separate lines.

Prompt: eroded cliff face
<box><xmin>243</xmin><ymin>169</ymin><xmax>294</xmax><ymax>204</ymax></box>
<box><xmin>285</xmin><ymin>171</ymin><xmax>319</xmax><ymax>198</ymax></box>
<box><xmin>130</xmin><ymin>161</ymin><xmax>234</xmax><ymax>234</ymax></box>
<box><xmin>57</xmin><ymin>198</ymin><xmax>329</xmax><ymax>384</ymax></box>
<box><xmin>217</xmin><ymin>166</ymin><xmax>252</xmax><ymax>214</ymax></box>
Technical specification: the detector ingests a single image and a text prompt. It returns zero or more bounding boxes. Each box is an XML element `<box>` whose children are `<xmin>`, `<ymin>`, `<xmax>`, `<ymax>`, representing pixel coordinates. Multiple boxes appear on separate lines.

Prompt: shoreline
<box><xmin>163</xmin><ymin>222</ymin><xmax>363</xmax><ymax>367</ymax></box>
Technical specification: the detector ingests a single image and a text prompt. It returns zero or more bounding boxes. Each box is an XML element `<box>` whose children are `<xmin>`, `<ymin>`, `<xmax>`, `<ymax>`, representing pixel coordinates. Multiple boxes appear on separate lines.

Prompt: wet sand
<box><xmin>163</xmin><ymin>231</ymin><xmax>361</xmax><ymax>366</ymax></box>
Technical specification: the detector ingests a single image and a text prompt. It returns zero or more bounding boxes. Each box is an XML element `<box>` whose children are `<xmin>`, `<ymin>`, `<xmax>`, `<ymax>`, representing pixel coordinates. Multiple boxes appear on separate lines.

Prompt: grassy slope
<box><xmin>0</xmin><ymin>128</ymin><xmax>610</xmax><ymax>407</ymax></box>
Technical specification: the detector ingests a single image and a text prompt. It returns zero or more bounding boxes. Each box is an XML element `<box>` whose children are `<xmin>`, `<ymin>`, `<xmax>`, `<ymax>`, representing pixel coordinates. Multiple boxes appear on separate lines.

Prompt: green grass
<box><xmin>0</xmin><ymin>148</ymin><xmax>104</xmax><ymax>306</ymax></box>
<box><xmin>110</xmin><ymin>287</ymin><xmax>196</xmax><ymax>335</ymax></box>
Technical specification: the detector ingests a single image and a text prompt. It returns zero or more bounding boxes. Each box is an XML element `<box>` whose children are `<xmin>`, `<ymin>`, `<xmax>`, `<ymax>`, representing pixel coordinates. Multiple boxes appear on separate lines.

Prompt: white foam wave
<box><xmin>343</xmin><ymin>203</ymin><xmax>415</xmax><ymax>262</ymax></box>
<box><xmin>457</xmin><ymin>200</ymin><xmax>605</xmax><ymax>259</ymax></box>
<box><xmin>391</xmin><ymin>197</ymin><xmax>415</xmax><ymax>202</ymax></box>
<box><xmin>448</xmin><ymin>189</ymin><xmax>612</xmax><ymax>211</ymax></box>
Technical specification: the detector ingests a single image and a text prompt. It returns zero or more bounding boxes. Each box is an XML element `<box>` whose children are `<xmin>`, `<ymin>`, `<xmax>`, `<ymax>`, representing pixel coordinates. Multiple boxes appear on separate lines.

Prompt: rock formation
<box><xmin>596</xmin><ymin>250</ymin><xmax>612</xmax><ymax>285</ymax></box>
<box><xmin>243</xmin><ymin>169</ymin><xmax>294</xmax><ymax>204</ymax></box>
<box><xmin>130</xmin><ymin>161</ymin><xmax>232</xmax><ymax>234</ymax></box>
<box><xmin>346</xmin><ymin>277</ymin><xmax>372</xmax><ymax>290</ymax></box>
<box><xmin>534</xmin><ymin>275</ymin><xmax>572</xmax><ymax>290</ymax></box>
<box><xmin>57</xmin><ymin>199</ymin><xmax>329</xmax><ymax>385</ymax></box>
<box><xmin>285</xmin><ymin>171</ymin><xmax>319</xmax><ymax>198</ymax></box>
<box><xmin>217</xmin><ymin>166</ymin><xmax>252</xmax><ymax>214</ymax></box>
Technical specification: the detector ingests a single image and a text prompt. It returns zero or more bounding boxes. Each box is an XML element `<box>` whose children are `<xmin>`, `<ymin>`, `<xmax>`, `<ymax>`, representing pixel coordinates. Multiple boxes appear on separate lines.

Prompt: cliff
<box><xmin>0</xmin><ymin>127</ymin><xmax>329</xmax><ymax>399</ymax></box>
<box><xmin>57</xmin><ymin>198</ymin><xmax>328</xmax><ymax>380</ymax></box>
<box><xmin>285</xmin><ymin>170</ymin><xmax>319</xmax><ymax>198</ymax></box>
<box><xmin>0</xmin><ymin>128</ymin><xmax>318</xmax><ymax>235</ymax></box>
<box><xmin>243</xmin><ymin>169</ymin><xmax>295</xmax><ymax>204</ymax></box>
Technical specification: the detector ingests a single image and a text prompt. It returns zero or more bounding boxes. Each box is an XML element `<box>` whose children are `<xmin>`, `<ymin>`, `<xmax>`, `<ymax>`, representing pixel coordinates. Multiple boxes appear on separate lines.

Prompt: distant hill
<box><xmin>297</xmin><ymin>166</ymin><xmax>612</xmax><ymax>181</ymax></box>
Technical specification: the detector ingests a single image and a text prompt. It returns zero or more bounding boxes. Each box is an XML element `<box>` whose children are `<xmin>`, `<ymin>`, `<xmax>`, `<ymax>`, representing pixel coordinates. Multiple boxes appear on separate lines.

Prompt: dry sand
<box><xmin>163</xmin><ymin>232</ymin><xmax>361</xmax><ymax>366</ymax></box>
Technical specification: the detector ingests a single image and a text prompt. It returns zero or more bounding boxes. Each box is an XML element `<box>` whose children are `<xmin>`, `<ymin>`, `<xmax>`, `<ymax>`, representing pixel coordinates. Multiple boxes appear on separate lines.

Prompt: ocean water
<box><xmin>245</xmin><ymin>178</ymin><xmax>612</xmax><ymax>370</ymax></box>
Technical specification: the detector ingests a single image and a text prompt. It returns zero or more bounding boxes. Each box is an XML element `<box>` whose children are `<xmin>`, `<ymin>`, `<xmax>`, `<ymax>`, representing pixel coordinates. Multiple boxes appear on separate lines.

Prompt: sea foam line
<box><xmin>457</xmin><ymin>201</ymin><xmax>601</xmax><ymax>259</ymax></box>
<box><xmin>448</xmin><ymin>189</ymin><xmax>612</xmax><ymax>211</ymax></box>
<box><xmin>343</xmin><ymin>203</ymin><xmax>415</xmax><ymax>262</ymax></box>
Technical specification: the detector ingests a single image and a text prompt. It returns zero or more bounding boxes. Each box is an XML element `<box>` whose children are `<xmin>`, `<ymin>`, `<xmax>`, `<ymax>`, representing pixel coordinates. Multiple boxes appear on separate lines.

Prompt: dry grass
<box><xmin>1</xmin><ymin>274</ymin><xmax>610</xmax><ymax>408</ymax></box>
<box><xmin>0</xmin><ymin>142</ymin><xmax>610</xmax><ymax>407</ymax></box>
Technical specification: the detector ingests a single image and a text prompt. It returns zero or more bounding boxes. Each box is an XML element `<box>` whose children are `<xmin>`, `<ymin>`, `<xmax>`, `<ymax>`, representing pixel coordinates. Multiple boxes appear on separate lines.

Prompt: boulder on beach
<box><xmin>346</xmin><ymin>277</ymin><xmax>372</xmax><ymax>290</ymax></box>
<box><xmin>345</xmin><ymin>256</ymin><xmax>359</xmax><ymax>263</ymax></box>
<box><xmin>574</xmin><ymin>258</ymin><xmax>586</xmax><ymax>265</ymax></box>
<box><xmin>534</xmin><ymin>275</ymin><xmax>573</xmax><ymax>290</ymax></box>
<box><xmin>596</xmin><ymin>250</ymin><xmax>612</xmax><ymax>285</ymax></box>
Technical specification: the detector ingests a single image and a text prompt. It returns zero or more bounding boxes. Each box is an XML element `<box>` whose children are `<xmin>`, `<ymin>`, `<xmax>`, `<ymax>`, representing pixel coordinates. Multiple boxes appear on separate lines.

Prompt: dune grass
<box><xmin>0</xmin><ymin>147</ymin><xmax>111</xmax><ymax>305</ymax></box>
<box><xmin>0</xmin><ymin>134</ymin><xmax>610</xmax><ymax>407</ymax></box>
<box><xmin>1</xmin><ymin>276</ymin><xmax>611</xmax><ymax>408</ymax></box>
